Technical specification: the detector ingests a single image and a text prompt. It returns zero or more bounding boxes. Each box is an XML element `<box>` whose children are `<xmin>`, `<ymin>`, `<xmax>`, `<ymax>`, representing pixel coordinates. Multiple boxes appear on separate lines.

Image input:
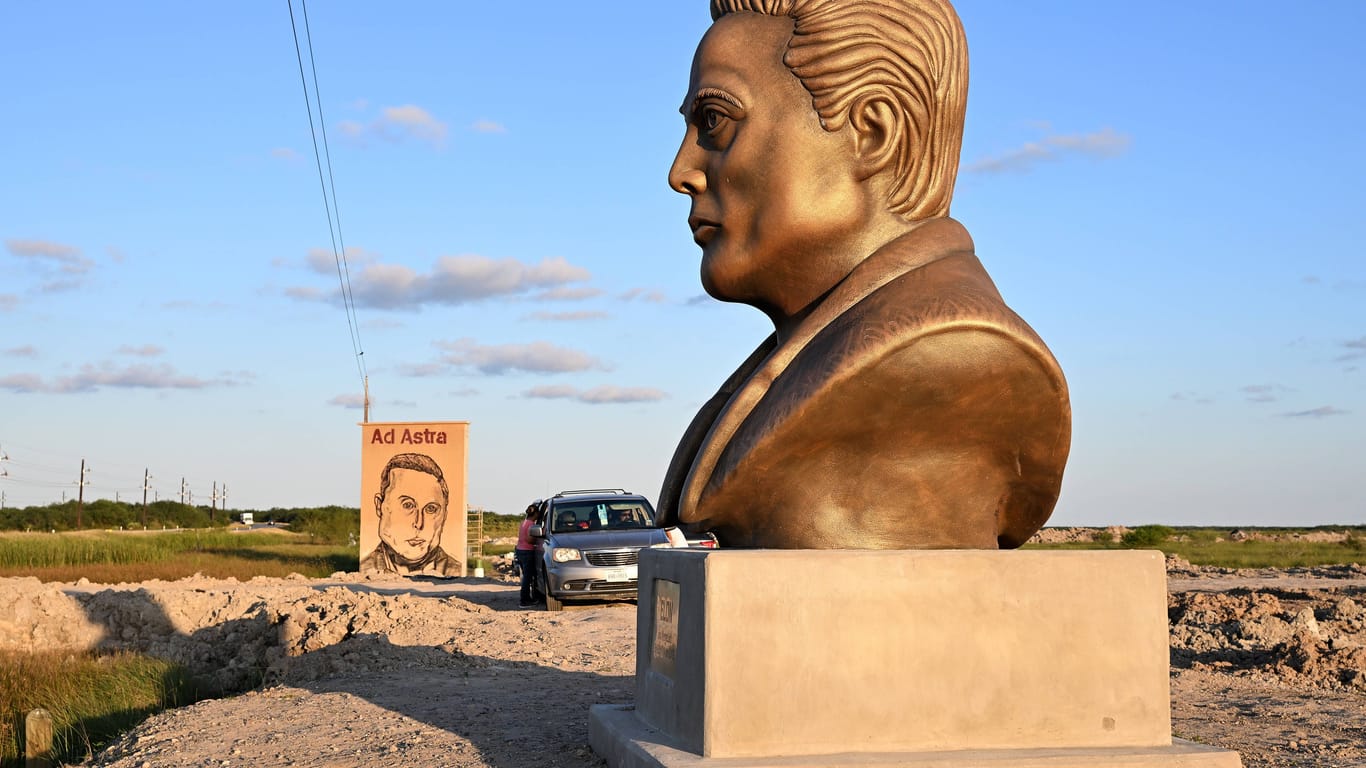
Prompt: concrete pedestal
<box><xmin>589</xmin><ymin>549</ymin><xmax>1240</xmax><ymax>767</ymax></box>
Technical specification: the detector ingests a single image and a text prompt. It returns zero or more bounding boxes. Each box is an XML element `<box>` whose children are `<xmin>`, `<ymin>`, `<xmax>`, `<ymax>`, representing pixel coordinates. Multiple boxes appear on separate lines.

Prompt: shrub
<box><xmin>1121</xmin><ymin>525</ymin><xmax>1174</xmax><ymax>548</ymax></box>
<box><xmin>290</xmin><ymin>506</ymin><xmax>360</xmax><ymax>546</ymax></box>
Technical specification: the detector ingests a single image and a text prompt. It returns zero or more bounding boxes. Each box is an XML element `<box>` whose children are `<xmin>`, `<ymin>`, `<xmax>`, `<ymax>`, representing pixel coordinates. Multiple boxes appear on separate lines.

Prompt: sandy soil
<box><xmin>1</xmin><ymin>557</ymin><xmax>1362</xmax><ymax>768</ymax></box>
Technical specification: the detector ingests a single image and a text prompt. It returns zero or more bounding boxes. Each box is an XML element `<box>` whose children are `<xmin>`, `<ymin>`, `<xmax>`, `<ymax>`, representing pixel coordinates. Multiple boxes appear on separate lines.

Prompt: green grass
<box><xmin>1</xmin><ymin>650</ymin><xmax>203</xmax><ymax>766</ymax></box>
<box><xmin>1023</xmin><ymin>526</ymin><xmax>1365</xmax><ymax>568</ymax></box>
<box><xmin>0</xmin><ymin>530</ymin><xmax>357</xmax><ymax>583</ymax></box>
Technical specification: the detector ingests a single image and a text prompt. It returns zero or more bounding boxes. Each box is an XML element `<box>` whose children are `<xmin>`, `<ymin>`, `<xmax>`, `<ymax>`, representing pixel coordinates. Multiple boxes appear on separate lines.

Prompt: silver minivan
<box><xmin>530</xmin><ymin>489</ymin><xmax>714</xmax><ymax>610</ymax></box>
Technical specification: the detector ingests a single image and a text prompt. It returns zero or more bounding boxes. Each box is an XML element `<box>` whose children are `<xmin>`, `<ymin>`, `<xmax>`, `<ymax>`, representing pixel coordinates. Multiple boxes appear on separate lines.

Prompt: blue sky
<box><xmin>2</xmin><ymin>1</ymin><xmax>1362</xmax><ymax>526</ymax></box>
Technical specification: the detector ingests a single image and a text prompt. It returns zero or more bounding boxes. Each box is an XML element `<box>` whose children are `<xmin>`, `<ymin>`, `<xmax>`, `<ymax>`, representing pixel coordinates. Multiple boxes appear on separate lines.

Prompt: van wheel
<box><xmin>545</xmin><ymin>593</ymin><xmax>564</xmax><ymax>612</ymax></box>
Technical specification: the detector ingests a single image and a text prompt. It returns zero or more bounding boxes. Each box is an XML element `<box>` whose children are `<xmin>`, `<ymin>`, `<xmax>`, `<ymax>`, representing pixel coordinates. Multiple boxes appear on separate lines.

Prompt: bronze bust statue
<box><xmin>655</xmin><ymin>0</ymin><xmax>1071</xmax><ymax>549</ymax></box>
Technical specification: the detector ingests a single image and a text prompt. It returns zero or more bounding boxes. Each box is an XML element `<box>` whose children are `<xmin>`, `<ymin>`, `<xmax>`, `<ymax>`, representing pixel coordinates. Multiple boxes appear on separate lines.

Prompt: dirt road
<box><xmin>2</xmin><ymin>558</ymin><xmax>1362</xmax><ymax>767</ymax></box>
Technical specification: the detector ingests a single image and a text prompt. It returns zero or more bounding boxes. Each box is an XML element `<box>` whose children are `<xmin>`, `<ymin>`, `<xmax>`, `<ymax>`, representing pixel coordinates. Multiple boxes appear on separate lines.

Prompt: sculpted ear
<box><xmin>374</xmin><ymin>494</ymin><xmax>383</xmax><ymax>518</ymax></box>
<box><xmin>849</xmin><ymin>93</ymin><xmax>903</xmax><ymax>181</ymax></box>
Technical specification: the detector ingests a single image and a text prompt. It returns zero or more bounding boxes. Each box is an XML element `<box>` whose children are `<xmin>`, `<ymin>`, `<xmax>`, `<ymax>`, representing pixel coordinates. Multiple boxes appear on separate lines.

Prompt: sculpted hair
<box><xmin>377</xmin><ymin>452</ymin><xmax>450</xmax><ymax>505</ymax></box>
<box><xmin>710</xmin><ymin>0</ymin><xmax>967</xmax><ymax>219</ymax></box>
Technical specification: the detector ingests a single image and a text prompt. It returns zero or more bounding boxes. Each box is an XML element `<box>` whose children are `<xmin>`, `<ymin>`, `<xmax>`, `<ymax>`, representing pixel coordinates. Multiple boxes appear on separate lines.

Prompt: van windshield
<box><xmin>550</xmin><ymin>501</ymin><xmax>656</xmax><ymax>533</ymax></box>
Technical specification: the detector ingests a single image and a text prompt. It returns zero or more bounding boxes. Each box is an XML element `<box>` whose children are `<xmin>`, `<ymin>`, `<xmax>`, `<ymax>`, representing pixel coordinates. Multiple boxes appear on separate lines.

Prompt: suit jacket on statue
<box><xmin>656</xmin><ymin>217</ymin><xmax>1070</xmax><ymax>549</ymax></box>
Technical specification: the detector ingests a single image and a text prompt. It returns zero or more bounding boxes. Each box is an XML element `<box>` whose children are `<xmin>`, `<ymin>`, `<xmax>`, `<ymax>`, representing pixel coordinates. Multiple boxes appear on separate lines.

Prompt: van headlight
<box><xmin>551</xmin><ymin>547</ymin><xmax>582</xmax><ymax>563</ymax></box>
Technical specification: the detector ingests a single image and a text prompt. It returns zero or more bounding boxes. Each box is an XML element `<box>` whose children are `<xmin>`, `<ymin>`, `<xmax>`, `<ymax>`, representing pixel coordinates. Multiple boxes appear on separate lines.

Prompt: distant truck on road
<box><xmin>239</xmin><ymin>512</ymin><xmax>254</xmax><ymax>525</ymax></box>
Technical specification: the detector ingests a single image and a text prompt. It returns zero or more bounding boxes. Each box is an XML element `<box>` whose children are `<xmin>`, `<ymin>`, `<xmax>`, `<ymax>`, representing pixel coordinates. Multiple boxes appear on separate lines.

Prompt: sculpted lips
<box><xmin>406</xmin><ymin>538</ymin><xmax>427</xmax><ymax>548</ymax></box>
<box><xmin>689</xmin><ymin>213</ymin><xmax>720</xmax><ymax>246</ymax></box>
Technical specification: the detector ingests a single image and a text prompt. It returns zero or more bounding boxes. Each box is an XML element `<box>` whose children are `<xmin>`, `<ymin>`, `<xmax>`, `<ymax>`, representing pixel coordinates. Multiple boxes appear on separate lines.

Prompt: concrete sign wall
<box><xmin>359</xmin><ymin>422</ymin><xmax>469</xmax><ymax>577</ymax></box>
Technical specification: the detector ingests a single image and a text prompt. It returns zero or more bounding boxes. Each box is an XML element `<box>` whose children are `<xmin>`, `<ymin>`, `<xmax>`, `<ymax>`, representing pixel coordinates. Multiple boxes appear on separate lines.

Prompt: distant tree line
<box><xmin>0</xmin><ymin>500</ymin><xmax>215</xmax><ymax>532</ymax></box>
<box><xmin>0</xmin><ymin>501</ymin><xmax>362</xmax><ymax>544</ymax></box>
<box><xmin>0</xmin><ymin>503</ymin><xmax>526</xmax><ymax>547</ymax></box>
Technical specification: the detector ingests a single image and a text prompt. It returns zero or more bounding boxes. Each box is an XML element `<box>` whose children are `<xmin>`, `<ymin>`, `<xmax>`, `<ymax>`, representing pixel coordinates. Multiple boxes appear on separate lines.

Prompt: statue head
<box><xmin>668</xmin><ymin>0</ymin><xmax>968</xmax><ymax>325</ymax></box>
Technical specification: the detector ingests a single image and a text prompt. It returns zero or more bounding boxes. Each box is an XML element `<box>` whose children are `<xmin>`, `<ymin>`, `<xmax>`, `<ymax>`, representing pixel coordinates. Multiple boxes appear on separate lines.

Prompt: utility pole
<box><xmin>141</xmin><ymin>468</ymin><xmax>153</xmax><ymax>527</ymax></box>
<box><xmin>180</xmin><ymin>477</ymin><xmax>188</xmax><ymax>505</ymax></box>
<box><xmin>210</xmin><ymin>481</ymin><xmax>218</xmax><ymax>522</ymax></box>
<box><xmin>222</xmin><ymin>484</ymin><xmax>229</xmax><ymax>512</ymax></box>
<box><xmin>76</xmin><ymin>459</ymin><xmax>90</xmax><ymax>529</ymax></box>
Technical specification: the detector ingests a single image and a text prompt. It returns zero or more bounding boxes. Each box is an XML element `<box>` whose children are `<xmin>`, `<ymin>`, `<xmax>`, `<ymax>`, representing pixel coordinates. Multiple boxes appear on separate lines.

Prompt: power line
<box><xmin>300</xmin><ymin>0</ymin><xmax>363</xmax><ymax>364</ymax></box>
<box><xmin>286</xmin><ymin>0</ymin><xmax>370</xmax><ymax>418</ymax></box>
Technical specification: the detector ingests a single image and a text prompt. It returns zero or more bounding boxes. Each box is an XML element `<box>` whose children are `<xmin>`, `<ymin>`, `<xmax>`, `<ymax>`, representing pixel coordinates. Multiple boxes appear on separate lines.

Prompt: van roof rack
<box><xmin>553</xmin><ymin>488</ymin><xmax>628</xmax><ymax>497</ymax></box>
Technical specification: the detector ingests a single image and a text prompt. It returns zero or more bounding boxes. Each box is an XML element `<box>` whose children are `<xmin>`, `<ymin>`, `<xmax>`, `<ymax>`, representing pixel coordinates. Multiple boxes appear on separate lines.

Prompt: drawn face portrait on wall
<box><xmin>374</xmin><ymin>458</ymin><xmax>448</xmax><ymax>564</ymax></box>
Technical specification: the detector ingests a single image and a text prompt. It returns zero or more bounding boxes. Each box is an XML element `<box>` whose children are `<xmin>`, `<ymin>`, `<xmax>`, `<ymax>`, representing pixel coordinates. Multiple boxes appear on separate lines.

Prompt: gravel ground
<box><xmin>3</xmin><ymin>558</ymin><xmax>1363</xmax><ymax>767</ymax></box>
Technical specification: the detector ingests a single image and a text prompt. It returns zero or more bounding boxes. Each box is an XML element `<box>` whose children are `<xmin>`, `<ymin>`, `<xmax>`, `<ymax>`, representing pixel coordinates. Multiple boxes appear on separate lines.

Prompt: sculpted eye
<box><xmin>424</xmin><ymin>504</ymin><xmax>443</xmax><ymax>518</ymax></box>
<box><xmin>703</xmin><ymin>108</ymin><xmax>724</xmax><ymax>131</ymax></box>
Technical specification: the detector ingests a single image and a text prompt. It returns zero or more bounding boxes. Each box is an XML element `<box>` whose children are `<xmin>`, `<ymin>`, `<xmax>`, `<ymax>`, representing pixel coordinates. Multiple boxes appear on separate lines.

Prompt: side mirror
<box><xmin>530</xmin><ymin>524</ymin><xmax>544</xmax><ymax>538</ymax></box>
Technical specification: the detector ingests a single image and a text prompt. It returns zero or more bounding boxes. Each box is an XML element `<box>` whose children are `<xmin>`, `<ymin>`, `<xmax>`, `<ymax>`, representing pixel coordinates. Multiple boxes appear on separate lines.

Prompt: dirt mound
<box><xmin>6</xmin><ymin>561</ymin><xmax>1366</xmax><ymax>768</ymax></box>
<box><xmin>1170</xmin><ymin>587</ymin><xmax>1366</xmax><ymax>691</ymax></box>
<box><xmin>0</xmin><ymin>572</ymin><xmax>597</xmax><ymax>696</ymax></box>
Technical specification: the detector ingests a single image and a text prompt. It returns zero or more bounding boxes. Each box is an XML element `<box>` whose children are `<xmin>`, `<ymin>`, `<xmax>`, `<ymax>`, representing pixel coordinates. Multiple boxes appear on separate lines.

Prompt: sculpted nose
<box><xmin>668</xmin><ymin>139</ymin><xmax>706</xmax><ymax>196</ymax></box>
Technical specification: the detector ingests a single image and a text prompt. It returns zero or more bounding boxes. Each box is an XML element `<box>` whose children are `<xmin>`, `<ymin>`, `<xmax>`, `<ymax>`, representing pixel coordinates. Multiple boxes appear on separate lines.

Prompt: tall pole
<box><xmin>210</xmin><ymin>481</ymin><xmax>218</xmax><ymax>522</ymax></box>
<box><xmin>180</xmin><ymin>477</ymin><xmax>187</xmax><ymax>505</ymax></box>
<box><xmin>76</xmin><ymin>458</ymin><xmax>89</xmax><ymax>529</ymax></box>
<box><xmin>141</xmin><ymin>468</ymin><xmax>152</xmax><ymax>527</ymax></box>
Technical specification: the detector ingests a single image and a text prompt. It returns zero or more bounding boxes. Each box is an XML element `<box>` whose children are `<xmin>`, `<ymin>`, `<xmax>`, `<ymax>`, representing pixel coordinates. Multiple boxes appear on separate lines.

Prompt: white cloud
<box><xmin>328</xmin><ymin>393</ymin><xmax>366</xmax><ymax>409</ymax></box>
<box><xmin>117</xmin><ymin>344</ymin><xmax>165</xmax><ymax>358</ymax></box>
<box><xmin>524</xmin><ymin>384</ymin><xmax>667</xmax><ymax>404</ymax></box>
<box><xmin>0</xmin><ymin>294</ymin><xmax>17</xmax><ymax>312</ymax></box>
<box><xmin>295</xmin><ymin>253</ymin><xmax>592</xmax><ymax>310</ymax></box>
<box><xmin>285</xmin><ymin>286</ymin><xmax>324</xmax><ymax>301</ymax></box>
<box><xmin>1169</xmin><ymin>391</ymin><xmax>1214</xmax><ymax>405</ymax></box>
<box><xmin>396</xmin><ymin>362</ymin><xmax>448</xmax><ymax>378</ymax></box>
<box><xmin>1240</xmin><ymin>384</ymin><xmax>1291</xmax><ymax>404</ymax></box>
<box><xmin>967</xmin><ymin>127</ymin><xmax>1132</xmax><ymax>174</ymax></box>
<box><xmin>304</xmin><ymin>246</ymin><xmax>375</xmax><ymax>276</ymax></box>
<box><xmin>1280</xmin><ymin>406</ymin><xmax>1349</xmax><ymax>418</ymax></box>
<box><xmin>578</xmin><ymin>386</ymin><xmax>668</xmax><ymax>404</ymax></box>
<box><xmin>472</xmin><ymin>119</ymin><xmax>507</xmax><ymax>134</ymax></box>
<box><xmin>362</xmin><ymin>316</ymin><xmax>405</xmax><ymax>330</ymax></box>
<box><xmin>436</xmin><ymin>338</ymin><xmax>605</xmax><ymax>375</ymax></box>
<box><xmin>534</xmin><ymin>285</ymin><xmax>604</xmax><ymax>302</ymax></box>
<box><xmin>524</xmin><ymin>384</ymin><xmax>578</xmax><ymax>400</ymax></box>
<box><xmin>524</xmin><ymin>310</ymin><xmax>609</xmax><ymax>322</ymax></box>
<box><xmin>380</xmin><ymin>105</ymin><xmax>447</xmax><ymax>145</ymax></box>
<box><xmin>0</xmin><ymin>373</ymin><xmax>44</xmax><ymax>393</ymax></box>
<box><xmin>0</xmin><ymin>363</ymin><xmax>244</xmax><ymax>394</ymax></box>
<box><xmin>271</xmin><ymin>147</ymin><xmax>301</xmax><ymax>162</ymax></box>
<box><xmin>338</xmin><ymin>104</ymin><xmax>449</xmax><ymax>148</ymax></box>
<box><xmin>619</xmin><ymin>288</ymin><xmax>668</xmax><ymax>303</ymax></box>
<box><xmin>39</xmin><ymin>278</ymin><xmax>85</xmax><ymax>294</ymax></box>
<box><xmin>5</xmin><ymin>238</ymin><xmax>95</xmax><ymax>275</ymax></box>
<box><xmin>4</xmin><ymin>345</ymin><xmax>38</xmax><ymax>358</ymax></box>
<box><xmin>1337</xmin><ymin>336</ymin><xmax>1366</xmax><ymax>362</ymax></box>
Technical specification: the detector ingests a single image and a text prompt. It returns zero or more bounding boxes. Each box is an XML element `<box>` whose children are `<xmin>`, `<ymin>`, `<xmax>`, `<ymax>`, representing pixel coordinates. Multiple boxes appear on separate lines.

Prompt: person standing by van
<box><xmin>516</xmin><ymin>503</ymin><xmax>540</xmax><ymax>607</ymax></box>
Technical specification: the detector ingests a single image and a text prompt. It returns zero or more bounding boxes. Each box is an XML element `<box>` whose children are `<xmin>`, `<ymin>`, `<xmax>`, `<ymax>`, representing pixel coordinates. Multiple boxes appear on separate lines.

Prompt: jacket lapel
<box><xmin>677</xmin><ymin>218</ymin><xmax>975</xmax><ymax>522</ymax></box>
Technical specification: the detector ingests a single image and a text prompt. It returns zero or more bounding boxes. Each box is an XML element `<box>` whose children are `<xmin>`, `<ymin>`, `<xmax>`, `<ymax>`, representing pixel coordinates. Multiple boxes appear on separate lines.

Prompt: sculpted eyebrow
<box><xmin>682</xmin><ymin>87</ymin><xmax>745</xmax><ymax>116</ymax></box>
